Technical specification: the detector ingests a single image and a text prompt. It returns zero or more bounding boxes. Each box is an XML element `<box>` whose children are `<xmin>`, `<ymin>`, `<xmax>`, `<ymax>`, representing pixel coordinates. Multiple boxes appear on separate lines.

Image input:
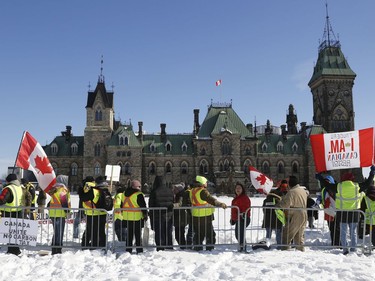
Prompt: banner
<box><xmin>0</xmin><ymin>218</ymin><xmax>38</xmax><ymax>246</ymax></box>
<box><xmin>310</xmin><ymin>127</ymin><xmax>374</xmax><ymax>172</ymax></box>
<box><xmin>249</xmin><ymin>166</ymin><xmax>273</xmax><ymax>194</ymax></box>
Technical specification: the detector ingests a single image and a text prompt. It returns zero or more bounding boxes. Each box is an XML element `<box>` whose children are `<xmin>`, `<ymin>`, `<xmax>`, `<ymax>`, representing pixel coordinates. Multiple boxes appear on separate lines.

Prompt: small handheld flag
<box><xmin>249</xmin><ymin>166</ymin><xmax>273</xmax><ymax>194</ymax></box>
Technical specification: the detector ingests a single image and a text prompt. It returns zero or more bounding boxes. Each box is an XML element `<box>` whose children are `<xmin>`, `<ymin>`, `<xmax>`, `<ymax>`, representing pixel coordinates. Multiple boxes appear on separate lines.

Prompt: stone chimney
<box><xmin>138</xmin><ymin>121</ymin><xmax>143</xmax><ymax>140</ymax></box>
<box><xmin>246</xmin><ymin>123</ymin><xmax>253</xmax><ymax>134</ymax></box>
<box><xmin>193</xmin><ymin>109</ymin><xmax>200</xmax><ymax>136</ymax></box>
<box><xmin>160</xmin><ymin>123</ymin><xmax>166</xmax><ymax>142</ymax></box>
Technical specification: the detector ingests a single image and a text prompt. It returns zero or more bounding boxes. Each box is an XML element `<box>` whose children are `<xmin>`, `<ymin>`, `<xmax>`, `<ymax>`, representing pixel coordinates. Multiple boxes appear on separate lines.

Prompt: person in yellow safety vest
<box><xmin>189</xmin><ymin>175</ymin><xmax>227</xmax><ymax>251</ymax></box>
<box><xmin>21</xmin><ymin>178</ymin><xmax>36</xmax><ymax>220</ymax></box>
<box><xmin>48</xmin><ymin>175</ymin><xmax>71</xmax><ymax>255</ymax></box>
<box><xmin>317</xmin><ymin>165</ymin><xmax>375</xmax><ymax>255</ymax></box>
<box><xmin>80</xmin><ymin>176</ymin><xmax>109</xmax><ymax>249</ymax></box>
<box><xmin>113</xmin><ymin>184</ymin><xmax>127</xmax><ymax>242</ymax></box>
<box><xmin>0</xmin><ymin>174</ymin><xmax>24</xmax><ymax>255</ymax></box>
<box><xmin>360</xmin><ymin>185</ymin><xmax>375</xmax><ymax>249</ymax></box>
<box><xmin>115</xmin><ymin>180</ymin><xmax>148</xmax><ymax>254</ymax></box>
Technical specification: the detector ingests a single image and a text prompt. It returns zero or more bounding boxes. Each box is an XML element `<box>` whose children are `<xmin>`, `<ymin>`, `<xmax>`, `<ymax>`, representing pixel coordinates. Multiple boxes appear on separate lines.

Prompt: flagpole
<box><xmin>12</xmin><ymin>130</ymin><xmax>27</xmax><ymax>174</ymax></box>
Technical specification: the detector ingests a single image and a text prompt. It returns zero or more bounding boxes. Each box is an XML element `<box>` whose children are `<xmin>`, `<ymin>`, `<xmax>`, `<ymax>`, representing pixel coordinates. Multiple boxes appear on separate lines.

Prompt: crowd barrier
<box><xmin>0</xmin><ymin>206</ymin><xmax>373</xmax><ymax>255</ymax></box>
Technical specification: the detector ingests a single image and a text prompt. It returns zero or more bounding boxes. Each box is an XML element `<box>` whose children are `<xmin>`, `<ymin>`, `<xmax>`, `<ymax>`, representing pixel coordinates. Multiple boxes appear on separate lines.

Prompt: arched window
<box><xmin>222</xmin><ymin>138</ymin><xmax>231</xmax><ymax>155</ymax></box>
<box><xmin>71</xmin><ymin>163</ymin><xmax>78</xmax><ymax>176</ymax></box>
<box><xmin>94</xmin><ymin>142</ymin><xmax>101</xmax><ymax>157</ymax></box>
<box><xmin>94</xmin><ymin>162</ymin><xmax>101</xmax><ymax>175</ymax></box>
<box><xmin>262</xmin><ymin>161</ymin><xmax>270</xmax><ymax>174</ymax></box>
<box><xmin>278</xmin><ymin>162</ymin><xmax>285</xmax><ymax>173</ymax></box>
<box><xmin>149</xmin><ymin>162</ymin><xmax>156</xmax><ymax>175</ymax></box>
<box><xmin>71</xmin><ymin>143</ymin><xmax>78</xmax><ymax>155</ymax></box>
<box><xmin>166</xmin><ymin>143</ymin><xmax>172</xmax><ymax>152</ymax></box>
<box><xmin>200</xmin><ymin>147</ymin><xmax>206</xmax><ymax>156</ymax></box>
<box><xmin>165</xmin><ymin>162</ymin><xmax>172</xmax><ymax>174</ymax></box>
<box><xmin>95</xmin><ymin>107</ymin><xmax>102</xmax><ymax>121</ymax></box>
<box><xmin>292</xmin><ymin>142</ymin><xmax>298</xmax><ymax>153</ymax></box>
<box><xmin>124</xmin><ymin>162</ymin><xmax>131</xmax><ymax>175</ymax></box>
<box><xmin>181</xmin><ymin>142</ymin><xmax>188</xmax><ymax>153</ymax></box>
<box><xmin>224</xmin><ymin>159</ymin><xmax>230</xmax><ymax>171</ymax></box>
<box><xmin>181</xmin><ymin>161</ymin><xmax>188</xmax><ymax>174</ymax></box>
<box><xmin>150</xmin><ymin>142</ymin><xmax>156</xmax><ymax>152</ymax></box>
<box><xmin>243</xmin><ymin>159</ymin><xmax>252</xmax><ymax>173</ymax></box>
<box><xmin>51</xmin><ymin>143</ymin><xmax>58</xmax><ymax>155</ymax></box>
<box><xmin>199</xmin><ymin>160</ymin><xmax>209</xmax><ymax>175</ymax></box>
<box><xmin>245</xmin><ymin>146</ymin><xmax>251</xmax><ymax>155</ymax></box>
<box><xmin>277</xmin><ymin>141</ymin><xmax>284</xmax><ymax>152</ymax></box>
<box><xmin>292</xmin><ymin>162</ymin><xmax>299</xmax><ymax>173</ymax></box>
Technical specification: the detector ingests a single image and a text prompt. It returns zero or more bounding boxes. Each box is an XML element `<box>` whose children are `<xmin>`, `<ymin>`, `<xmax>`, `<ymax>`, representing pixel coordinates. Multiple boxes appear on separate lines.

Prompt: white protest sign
<box><xmin>0</xmin><ymin>218</ymin><xmax>38</xmax><ymax>246</ymax></box>
<box><xmin>105</xmin><ymin>164</ymin><xmax>121</xmax><ymax>182</ymax></box>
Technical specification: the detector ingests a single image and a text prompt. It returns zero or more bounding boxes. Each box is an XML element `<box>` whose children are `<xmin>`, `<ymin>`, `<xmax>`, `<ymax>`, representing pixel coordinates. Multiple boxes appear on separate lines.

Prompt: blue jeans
<box><xmin>265</xmin><ymin>227</ymin><xmax>282</xmax><ymax>245</ymax></box>
<box><xmin>51</xmin><ymin>217</ymin><xmax>66</xmax><ymax>254</ymax></box>
<box><xmin>340</xmin><ymin>222</ymin><xmax>358</xmax><ymax>252</ymax></box>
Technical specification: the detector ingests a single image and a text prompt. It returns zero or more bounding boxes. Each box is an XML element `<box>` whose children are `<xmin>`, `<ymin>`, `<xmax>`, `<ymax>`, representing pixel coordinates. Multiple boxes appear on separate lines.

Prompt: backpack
<box><xmin>94</xmin><ymin>188</ymin><xmax>114</xmax><ymax>211</ymax></box>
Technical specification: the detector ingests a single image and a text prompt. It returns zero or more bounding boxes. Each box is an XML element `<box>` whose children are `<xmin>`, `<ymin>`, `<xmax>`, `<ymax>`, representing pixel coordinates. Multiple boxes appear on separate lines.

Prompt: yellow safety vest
<box><xmin>189</xmin><ymin>187</ymin><xmax>215</xmax><ymax>217</ymax></box>
<box><xmin>49</xmin><ymin>187</ymin><xmax>71</xmax><ymax>218</ymax></box>
<box><xmin>120</xmin><ymin>191</ymin><xmax>143</xmax><ymax>221</ymax></box>
<box><xmin>364</xmin><ymin>197</ymin><xmax>375</xmax><ymax>226</ymax></box>
<box><xmin>82</xmin><ymin>187</ymin><xmax>107</xmax><ymax>216</ymax></box>
<box><xmin>336</xmin><ymin>181</ymin><xmax>363</xmax><ymax>210</ymax></box>
<box><xmin>273</xmin><ymin>198</ymin><xmax>286</xmax><ymax>226</ymax></box>
<box><xmin>0</xmin><ymin>184</ymin><xmax>23</xmax><ymax>212</ymax></box>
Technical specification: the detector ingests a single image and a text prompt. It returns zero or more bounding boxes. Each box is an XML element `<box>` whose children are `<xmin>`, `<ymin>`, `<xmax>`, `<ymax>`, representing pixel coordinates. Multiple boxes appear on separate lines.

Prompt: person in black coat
<box><xmin>149</xmin><ymin>176</ymin><xmax>174</xmax><ymax>251</ymax></box>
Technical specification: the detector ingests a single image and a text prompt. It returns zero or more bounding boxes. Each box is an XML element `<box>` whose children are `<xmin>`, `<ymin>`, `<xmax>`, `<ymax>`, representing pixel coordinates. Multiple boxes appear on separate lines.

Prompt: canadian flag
<box><xmin>249</xmin><ymin>166</ymin><xmax>274</xmax><ymax>195</ymax></box>
<box><xmin>215</xmin><ymin>79</ymin><xmax>222</xmax><ymax>86</ymax></box>
<box><xmin>16</xmin><ymin>131</ymin><xmax>56</xmax><ymax>193</ymax></box>
<box><xmin>310</xmin><ymin>127</ymin><xmax>374</xmax><ymax>172</ymax></box>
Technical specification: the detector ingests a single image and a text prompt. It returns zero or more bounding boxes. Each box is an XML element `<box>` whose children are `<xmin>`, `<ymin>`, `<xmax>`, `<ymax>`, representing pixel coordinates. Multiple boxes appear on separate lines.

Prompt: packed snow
<box><xmin>1</xmin><ymin>196</ymin><xmax>375</xmax><ymax>281</ymax></box>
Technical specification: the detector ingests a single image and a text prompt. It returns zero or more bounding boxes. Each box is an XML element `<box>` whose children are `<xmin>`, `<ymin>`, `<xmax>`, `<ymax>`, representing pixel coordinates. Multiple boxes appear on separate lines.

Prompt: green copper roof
<box><xmin>197</xmin><ymin>105</ymin><xmax>253</xmax><ymax>138</ymax></box>
<box><xmin>43</xmin><ymin>136</ymin><xmax>84</xmax><ymax>157</ymax></box>
<box><xmin>309</xmin><ymin>46</ymin><xmax>356</xmax><ymax>85</ymax></box>
<box><xmin>142</xmin><ymin>134</ymin><xmax>194</xmax><ymax>155</ymax></box>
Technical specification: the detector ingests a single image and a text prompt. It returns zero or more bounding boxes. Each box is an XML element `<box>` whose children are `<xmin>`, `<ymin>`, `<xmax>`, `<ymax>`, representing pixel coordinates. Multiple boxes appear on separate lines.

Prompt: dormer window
<box><xmin>51</xmin><ymin>143</ymin><xmax>58</xmax><ymax>155</ymax></box>
<box><xmin>119</xmin><ymin>132</ymin><xmax>129</xmax><ymax>146</ymax></box>
<box><xmin>277</xmin><ymin>141</ymin><xmax>283</xmax><ymax>152</ymax></box>
<box><xmin>292</xmin><ymin>142</ymin><xmax>298</xmax><ymax>153</ymax></box>
<box><xmin>71</xmin><ymin>143</ymin><xmax>78</xmax><ymax>155</ymax></box>
<box><xmin>181</xmin><ymin>142</ymin><xmax>188</xmax><ymax>153</ymax></box>
<box><xmin>150</xmin><ymin>142</ymin><xmax>156</xmax><ymax>152</ymax></box>
<box><xmin>165</xmin><ymin>140</ymin><xmax>172</xmax><ymax>152</ymax></box>
<box><xmin>262</xmin><ymin>142</ymin><xmax>268</xmax><ymax>152</ymax></box>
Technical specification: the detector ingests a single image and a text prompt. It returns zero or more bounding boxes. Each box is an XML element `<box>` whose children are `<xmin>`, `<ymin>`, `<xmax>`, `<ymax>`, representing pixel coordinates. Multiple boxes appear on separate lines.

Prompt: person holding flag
<box><xmin>317</xmin><ymin>166</ymin><xmax>375</xmax><ymax>254</ymax></box>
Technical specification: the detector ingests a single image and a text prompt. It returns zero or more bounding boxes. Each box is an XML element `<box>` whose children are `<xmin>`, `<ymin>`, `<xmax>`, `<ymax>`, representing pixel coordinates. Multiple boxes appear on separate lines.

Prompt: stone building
<box><xmin>43</xmin><ymin>11</ymin><xmax>358</xmax><ymax>193</ymax></box>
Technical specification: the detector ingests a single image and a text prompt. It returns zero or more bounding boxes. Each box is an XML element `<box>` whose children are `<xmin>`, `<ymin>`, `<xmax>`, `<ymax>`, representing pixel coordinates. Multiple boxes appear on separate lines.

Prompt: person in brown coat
<box><xmin>276</xmin><ymin>176</ymin><xmax>308</xmax><ymax>251</ymax></box>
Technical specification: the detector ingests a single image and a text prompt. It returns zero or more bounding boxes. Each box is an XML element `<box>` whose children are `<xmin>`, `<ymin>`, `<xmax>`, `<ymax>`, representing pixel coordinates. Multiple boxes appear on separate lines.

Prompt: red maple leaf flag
<box><xmin>249</xmin><ymin>166</ymin><xmax>273</xmax><ymax>195</ymax></box>
<box><xmin>215</xmin><ymin>79</ymin><xmax>222</xmax><ymax>86</ymax></box>
<box><xmin>16</xmin><ymin>131</ymin><xmax>56</xmax><ymax>193</ymax></box>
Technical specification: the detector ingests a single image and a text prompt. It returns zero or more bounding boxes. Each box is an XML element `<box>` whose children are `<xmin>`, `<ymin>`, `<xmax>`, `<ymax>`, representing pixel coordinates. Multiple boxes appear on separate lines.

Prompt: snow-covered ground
<box><xmin>1</xmin><ymin>196</ymin><xmax>375</xmax><ymax>281</ymax></box>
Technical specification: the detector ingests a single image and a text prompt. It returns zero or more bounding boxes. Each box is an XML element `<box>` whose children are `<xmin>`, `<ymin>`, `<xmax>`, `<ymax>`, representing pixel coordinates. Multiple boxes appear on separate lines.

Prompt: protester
<box><xmin>360</xmin><ymin>184</ymin><xmax>375</xmax><ymax>249</ymax></box>
<box><xmin>262</xmin><ymin>184</ymin><xmax>286</xmax><ymax>247</ymax></box>
<box><xmin>113</xmin><ymin>184</ymin><xmax>127</xmax><ymax>242</ymax></box>
<box><xmin>307</xmin><ymin>195</ymin><xmax>318</xmax><ymax>229</ymax></box>
<box><xmin>37</xmin><ymin>186</ymin><xmax>47</xmax><ymax>219</ymax></box>
<box><xmin>230</xmin><ymin>182</ymin><xmax>251</xmax><ymax>251</ymax></box>
<box><xmin>0</xmin><ymin>174</ymin><xmax>24</xmax><ymax>255</ymax></box>
<box><xmin>172</xmin><ymin>183</ymin><xmax>189</xmax><ymax>249</ymax></box>
<box><xmin>317</xmin><ymin>166</ymin><xmax>375</xmax><ymax>254</ymax></box>
<box><xmin>189</xmin><ymin>176</ymin><xmax>227</xmax><ymax>251</ymax></box>
<box><xmin>116</xmin><ymin>180</ymin><xmax>147</xmax><ymax>254</ymax></box>
<box><xmin>21</xmin><ymin>178</ymin><xmax>36</xmax><ymax>219</ymax></box>
<box><xmin>48</xmin><ymin>175</ymin><xmax>71</xmax><ymax>255</ymax></box>
<box><xmin>149</xmin><ymin>176</ymin><xmax>174</xmax><ymax>251</ymax></box>
<box><xmin>276</xmin><ymin>176</ymin><xmax>308</xmax><ymax>251</ymax></box>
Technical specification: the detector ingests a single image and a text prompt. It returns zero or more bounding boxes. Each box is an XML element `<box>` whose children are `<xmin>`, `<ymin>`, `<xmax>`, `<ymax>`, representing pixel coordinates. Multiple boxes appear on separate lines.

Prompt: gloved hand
<box><xmin>230</xmin><ymin>219</ymin><xmax>236</xmax><ymax>226</ymax></box>
<box><xmin>370</xmin><ymin>165</ymin><xmax>375</xmax><ymax>175</ymax></box>
<box><xmin>219</xmin><ymin>202</ymin><xmax>227</xmax><ymax>209</ymax></box>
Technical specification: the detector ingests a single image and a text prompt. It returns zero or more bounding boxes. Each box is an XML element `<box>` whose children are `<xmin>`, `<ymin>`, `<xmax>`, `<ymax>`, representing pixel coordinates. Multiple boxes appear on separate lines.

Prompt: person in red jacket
<box><xmin>230</xmin><ymin>182</ymin><xmax>251</xmax><ymax>251</ymax></box>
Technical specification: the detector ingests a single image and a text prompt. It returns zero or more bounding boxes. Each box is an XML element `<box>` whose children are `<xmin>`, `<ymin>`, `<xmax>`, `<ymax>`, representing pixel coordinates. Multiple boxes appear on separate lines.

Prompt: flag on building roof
<box><xmin>215</xmin><ymin>79</ymin><xmax>222</xmax><ymax>86</ymax></box>
<box><xmin>16</xmin><ymin>131</ymin><xmax>56</xmax><ymax>193</ymax></box>
<box><xmin>249</xmin><ymin>166</ymin><xmax>273</xmax><ymax>194</ymax></box>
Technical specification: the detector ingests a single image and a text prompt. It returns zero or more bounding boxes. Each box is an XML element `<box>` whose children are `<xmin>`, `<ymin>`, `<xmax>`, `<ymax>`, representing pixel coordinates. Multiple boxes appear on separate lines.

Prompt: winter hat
<box><xmin>83</xmin><ymin>176</ymin><xmax>95</xmax><ymax>184</ymax></box>
<box><xmin>21</xmin><ymin>178</ymin><xmax>29</xmax><ymax>185</ymax></box>
<box><xmin>288</xmin><ymin>176</ymin><xmax>299</xmax><ymax>188</ymax></box>
<box><xmin>95</xmin><ymin>176</ymin><xmax>106</xmax><ymax>184</ymax></box>
<box><xmin>56</xmin><ymin>175</ymin><xmax>69</xmax><ymax>187</ymax></box>
<box><xmin>196</xmin><ymin>176</ymin><xmax>208</xmax><ymax>185</ymax></box>
<box><xmin>6</xmin><ymin>174</ymin><xmax>17</xmax><ymax>182</ymax></box>
<box><xmin>324</xmin><ymin>175</ymin><xmax>335</xmax><ymax>184</ymax></box>
<box><xmin>341</xmin><ymin>172</ymin><xmax>354</xmax><ymax>182</ymax></box>
<box><xmin>173</xmin><ymin>184</ymin><xmax>185</xmax><ymax>195</ymax></box>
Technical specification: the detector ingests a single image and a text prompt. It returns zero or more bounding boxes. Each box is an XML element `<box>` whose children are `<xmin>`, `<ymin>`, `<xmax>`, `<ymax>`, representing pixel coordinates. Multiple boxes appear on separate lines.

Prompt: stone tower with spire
<box><xmin>308</xmin><ymin>3</ymin><xmax>356</xmax><ymax>133</ymax></box>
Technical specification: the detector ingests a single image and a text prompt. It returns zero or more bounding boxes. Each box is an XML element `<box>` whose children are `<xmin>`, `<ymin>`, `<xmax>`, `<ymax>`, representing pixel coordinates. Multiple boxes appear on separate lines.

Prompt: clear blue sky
<box><xmin>1</xmin><ymin>0</ymin><xmax>375</xmax><ymax>178</ymax></box>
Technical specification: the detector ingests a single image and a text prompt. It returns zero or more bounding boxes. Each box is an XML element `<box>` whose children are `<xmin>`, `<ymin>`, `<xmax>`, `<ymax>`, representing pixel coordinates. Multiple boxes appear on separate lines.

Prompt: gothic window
<box><xmin>292</xmin><ymin>142</ymin><xmax>298</xmax><ymax>153</ymax></box>
<box><xmin>116</xmin><ymin>151</ymin><xmax>121</xmax><ymax>157</ymax></box>
<box><xmin>94</xmin><ymin>162</ymin><xmax>101</xmax><ymax>175</ymax></box>
<box><xmin>71</xmin><ymin>143</ymin><xmax>78</xmax><ymax>155</ymax></box>
<box><xmin>51</xmin><ymin>143</ymin><xmax>58</xmax><ymax>155</ymax></box>
<box><xmin>119</xmin><ymin>137</ymin><xmax>124</xmax><ymax>146</ymax></box>
<box><xmin>181</xmin><ymin>161</ymin><xmax>188</xmax><ymax>174</ymax></box>
<box><xmin>165</xmin><ymin>141</ymin><xmax>172</xmax><ymax>152</ymax></box>
<box><xmin>124</xmin><ymin>162</ymin><xmax>131</xmax><ymax>175</ymax></box>
<box><xmin>245</xmin><ymin>146</ymin><xmax>251</xmax><ymax>155</ymax></box>
<box><xmin>150</xmin><ymin>142</ymin><xmax>156</xmax><ymax>152</ymax></box>
<box><xmin>222</xmin><ymin>138</ymin><xmax>231</xmax><ymax>155</ymax></box>
<box><xmin>95</xmin><ymin>107</ymin><xmax>103</xmax><ymax>121</ymax></box>
<box><xmin>165</xmin><ymin>162</ymin><xmax>172</xmax><ymax>174</ymax></box>
<box><xmin>224</xmin><ymin>159</ymin><xmax>230</xmax><ymax>171</ymax></box>
<box><xmin>71</xmin><ymin>163</ymin><xmax>78</xmax><ymax>176</ymax></box>
<box><xmin>292</xmin><ymin>162</ymin><xmax>299</xmax><ymax>173</ymax></box>
<box><xmin>277</xmin><ymin>141</ymin><xmax>283</xmax><ymax>152</ymax></box>
<box><xmin>278</xmin><ymin>162</ymin><xmax>285</xmax><ymax>173</ymax></box>
<box><xmin>94</xmin><ymin>142</ymin><xmax>101</xmax><ymax>156</ymax></box>
<box><xmin>200</xmin><ymin>146</ymin><xmax>206</xmax><ymax>155</ymax></box>
<box><xmin>149</xmin><ymin>162</ymin><xmax>156</xmax><ymax>175</ymax></box>
<box><xmin>181</xmin><ymin>142</ymin><xmax>188</xmax><ymax>153</ymax></box>
<box><xmin>219</xmin><ymin>162</ymin><xmax>224</xmax><ymax>172</ymax></box>
<box><xmin>51</xmin><ymin>162</ymin><xmax>58</xmax><ymax>175</ymax></box>
<box><xmin>122</xmin><ymin>151</ymin><xmax>126</xmax><ymax>157</ymax></box>
<box><xmin>199</xmin><ymin>159</ymin><xmax>208</xmax><ymax>175</ymax></box>
<box><xmin>127</xmin><ymin>151</ymin><xmax>131</xmax><ymax>157</ymax></box>
<box><xmin>262</xmin><ymin>142</ymin><xmax>268</xmax><ymax>153</ymax></box>
<box><xmin>243</xmin><ymin>159</ymin><xmax>252</xmax><ymax>173</ymax></box>
<box><xmin>262</xmin><ymin>161</ymin><xmax>270</xmax><ymax>174</ymax></box>
<box><xmin>119</xmin><ymin>136</ymin><xmax>129</xmax><ymax>146</ymax></box>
